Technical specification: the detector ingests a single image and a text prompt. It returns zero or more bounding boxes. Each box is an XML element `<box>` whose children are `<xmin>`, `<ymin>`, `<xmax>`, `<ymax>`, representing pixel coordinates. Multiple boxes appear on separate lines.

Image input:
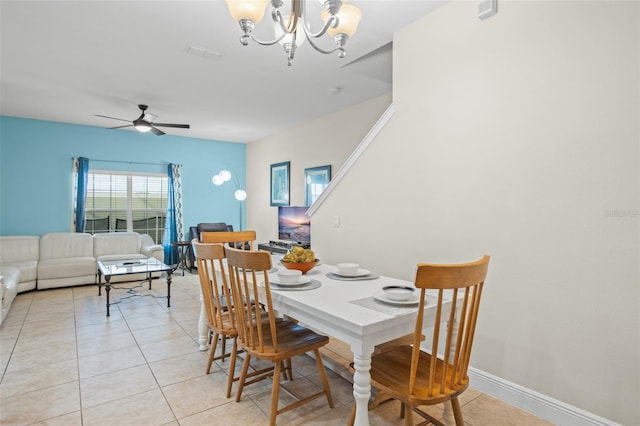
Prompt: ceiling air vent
<box><xmin>186</xmin><ymin>45</ymin><xmax>223</xmax><ymax>61</ymax></box>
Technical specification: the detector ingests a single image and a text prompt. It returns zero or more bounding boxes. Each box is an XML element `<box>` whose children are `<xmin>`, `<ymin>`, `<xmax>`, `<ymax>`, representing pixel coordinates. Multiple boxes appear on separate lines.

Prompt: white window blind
<box><xmin>84</xmin><ymin>171</ymin><xmax>168</xmax><ymax>243</ymax></box>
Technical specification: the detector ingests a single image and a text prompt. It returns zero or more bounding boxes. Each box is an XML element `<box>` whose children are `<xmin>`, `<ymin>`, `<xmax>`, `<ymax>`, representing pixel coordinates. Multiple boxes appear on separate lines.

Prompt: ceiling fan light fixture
<box><xmin>134</xmin><ymin>121</ymin><xmax>152</xmax><ymax>133</ymax></box>
<box><xmin>96</xmin><ymin>104</ymin><xmax>190</xmax><ymax>136</ymax></box>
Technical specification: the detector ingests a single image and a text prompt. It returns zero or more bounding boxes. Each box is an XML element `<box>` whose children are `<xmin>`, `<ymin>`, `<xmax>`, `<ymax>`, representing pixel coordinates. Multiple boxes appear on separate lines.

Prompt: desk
<box><xmin>196</xmin><ymin>256</ymin><xmax>444</xmax><ymax>426</ymax></box>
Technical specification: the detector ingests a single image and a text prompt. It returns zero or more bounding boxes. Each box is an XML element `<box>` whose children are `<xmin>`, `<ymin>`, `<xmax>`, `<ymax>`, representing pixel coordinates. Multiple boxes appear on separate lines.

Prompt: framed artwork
<box><xmin>270</xmin><ymin>161</ymin><xmax>290</xmax><ymax>206</ymax></box>
<box><xmin>304</xmin><ymin>165</ymin><xmax>331</xmax><ymax>206</ymax></box>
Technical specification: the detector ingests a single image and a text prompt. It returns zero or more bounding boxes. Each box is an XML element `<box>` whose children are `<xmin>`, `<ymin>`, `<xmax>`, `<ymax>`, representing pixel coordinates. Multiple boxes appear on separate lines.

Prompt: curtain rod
<box><xmin>72</xmin><ymin>157</ymin><xmax>181</xmax><ymax>167</ymax></box>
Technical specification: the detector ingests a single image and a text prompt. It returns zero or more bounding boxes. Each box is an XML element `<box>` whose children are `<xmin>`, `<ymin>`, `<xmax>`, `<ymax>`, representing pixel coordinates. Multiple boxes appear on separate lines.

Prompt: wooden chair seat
<box><xmin>370</xmin><ymin>345</ymin><xmax>469</xmax><ymax>406</ymax></box>
<box><xmin>243</xmin><ymin>319</ymin><xmax>330</xmax><ymax>362</ymax></box>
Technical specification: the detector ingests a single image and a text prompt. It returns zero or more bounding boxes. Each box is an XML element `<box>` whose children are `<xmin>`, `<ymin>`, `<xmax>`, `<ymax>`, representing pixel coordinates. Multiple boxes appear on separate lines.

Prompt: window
<box><xmin>83</xmin><ymin>171</ymin><xmax>168</xmax><ymax>244</ymax></box>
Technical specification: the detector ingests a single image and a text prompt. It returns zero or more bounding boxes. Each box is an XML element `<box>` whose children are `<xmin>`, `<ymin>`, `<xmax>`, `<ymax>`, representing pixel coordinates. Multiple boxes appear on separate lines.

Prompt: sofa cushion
<box><xmin>37</xmin><ymin>257</ymin><xmax>96</xmax><ymax>279</ymax></box>
<box><xmin>4</xmin><ymin>260</ymin><xmax>38</xmax><ymax>283</ymax></box>
<box><xmin>0</xmin><ymin>236</ymin><xmax>39</xmax><ymax>263</ymax></box>
<box><xmin>40</xmin><ymin>232</ymin><xmax>94</xmax><ymax>260</ymax></box>
<box><xmin>0</xmin><ymin>266</ymin><xmax>20</xmax><ymax>325</ymax></box>
<box><xmin>97</xmin><ymin>253</ymin><xmax>147</xmax><ymax>262</ymax></box>
<box><xmin>93</xmin><ymin>232</ymin><xmax>141</xmax><ymax>258</ymax></box>
<box><xmin>0</xmin><ymin>236</ymin><xmax>40</xmax><ymax>293</ymax></box>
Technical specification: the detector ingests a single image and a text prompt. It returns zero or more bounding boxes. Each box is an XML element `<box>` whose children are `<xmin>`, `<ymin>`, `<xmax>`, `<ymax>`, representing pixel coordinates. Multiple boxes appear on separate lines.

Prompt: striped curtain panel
<box><xmin>162</xmin><ymin>163</ymin><xmax>184</xmax><ymax>264</ymax></box>
<box><xmin>73</xmin><ymin>157</ymin><xmax>89</xmax><ymax>233</ymax></box>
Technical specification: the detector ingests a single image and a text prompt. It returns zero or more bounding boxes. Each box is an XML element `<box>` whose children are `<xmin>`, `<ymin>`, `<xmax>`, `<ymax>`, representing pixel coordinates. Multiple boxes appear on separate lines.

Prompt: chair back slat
<box><xmin>425</xmin><ymin>290</ymin><xmax>442</xmax><ymax>397</ymax></box>
<box><xmin>411</xmin><ymin>255</ymin><xmax>490</xmax><ymax>399</ymax></box>
<box><xmin>440</xmin><ymin>288</ymin><xmax>459</xmax><ymax>394</ymax></box>
<box><xmin>225</xmin><ymin>246</ymin><xmax>277</xmax><ymax>354</ymax></box>
<box><xmin>410</xmin><ymin>288</ymin><xmax>427</xmax><ymax>392</ymax></box>
<box><xmin>461</xmin><ymin>282</ymin><xmax>484</xmax><ymax>376</ymax></box>
<box><xmin>201</xmin><ymin>230</ymin><xmax>256</xmax><ymax>250</ymax></box>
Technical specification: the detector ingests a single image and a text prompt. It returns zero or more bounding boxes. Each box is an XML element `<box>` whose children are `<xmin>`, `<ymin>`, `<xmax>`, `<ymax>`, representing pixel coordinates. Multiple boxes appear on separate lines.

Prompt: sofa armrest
<box><xmin>140</xmin><ymin>234</ymin><xmax>165</xmax><ymax>262</ymax></box>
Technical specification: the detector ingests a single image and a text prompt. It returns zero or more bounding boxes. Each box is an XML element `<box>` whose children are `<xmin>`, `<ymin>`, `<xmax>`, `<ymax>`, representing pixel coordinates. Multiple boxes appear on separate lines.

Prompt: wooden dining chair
<box><xmin>225</xmin><ymin>246</ymin><xmax>334</xmax><ymax>426</ymax></box>
<box><xmin>192</xmin><ymin>241</ymin><xmax>273</xmax><ymax>398</ymax></box>
<box><xmin>198</xmin><ymin>231</ymin><xmax>256</xmax><ymax>353</ymax></box>
<box><xmin>349</xmin><ymin>255</ymin><xmax>490</xmax><ymax>426</ymax></box>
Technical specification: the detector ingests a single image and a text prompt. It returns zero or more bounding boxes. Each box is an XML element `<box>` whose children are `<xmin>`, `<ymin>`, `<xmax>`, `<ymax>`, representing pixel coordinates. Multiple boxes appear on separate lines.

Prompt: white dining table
<box><xmin>196</xmin><ymin>256</ymin><xmax>443</xmax><ymax>426</ymax></box>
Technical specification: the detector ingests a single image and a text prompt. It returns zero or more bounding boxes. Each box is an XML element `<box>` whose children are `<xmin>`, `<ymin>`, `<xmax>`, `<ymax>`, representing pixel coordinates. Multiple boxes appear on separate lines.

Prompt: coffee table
<box><xmin>97</xmin><ymin>258</ymin><xmax>173</xmax><ymax>316</ymax></box>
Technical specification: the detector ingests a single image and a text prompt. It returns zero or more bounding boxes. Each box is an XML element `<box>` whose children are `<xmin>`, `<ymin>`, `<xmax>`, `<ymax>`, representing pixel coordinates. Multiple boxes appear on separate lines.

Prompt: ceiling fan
<box><xmin>95</xmin><ymin>104</ymin><xmax>190</xmax><ymax>136</ymax></box>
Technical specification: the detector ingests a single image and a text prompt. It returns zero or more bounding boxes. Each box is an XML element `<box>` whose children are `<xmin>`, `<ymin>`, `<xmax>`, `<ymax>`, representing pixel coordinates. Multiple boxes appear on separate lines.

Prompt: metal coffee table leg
<box><xmin>105</xmin><ymin>276</ymin><xmax>111</xmax><ymax>317</ymax></box>
<box><xmin>166</xmin><ymin>270</ymin><xmax>172</xmax><ymax>307</ymax></box>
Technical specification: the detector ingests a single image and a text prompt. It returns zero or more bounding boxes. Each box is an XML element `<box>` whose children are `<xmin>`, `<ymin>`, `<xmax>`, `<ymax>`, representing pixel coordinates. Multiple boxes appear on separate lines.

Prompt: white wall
<box><xmin>246</xmin><ymin>1</ymin><xmax>639</xmax><ymax>424</ymax></box>
<box><xmin>245</xmin><ymin>93</ymin><xmax>392</xmax><ymax>243</ymax></box>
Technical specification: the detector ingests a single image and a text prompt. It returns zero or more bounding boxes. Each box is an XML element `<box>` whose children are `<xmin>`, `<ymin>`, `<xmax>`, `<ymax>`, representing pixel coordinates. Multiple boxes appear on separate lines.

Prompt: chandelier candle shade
<box><xmin>225</xmin><ymin>0</ymin><xmax>361</xmax><ymax>66</ymax></box>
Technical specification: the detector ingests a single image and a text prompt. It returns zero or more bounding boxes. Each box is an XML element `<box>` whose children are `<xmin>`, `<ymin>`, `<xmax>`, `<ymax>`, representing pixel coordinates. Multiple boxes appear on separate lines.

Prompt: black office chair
<box><xmin>186</xmin><ymin>222</ymin><xmax>233</xmax><ymax>270</ymax></box>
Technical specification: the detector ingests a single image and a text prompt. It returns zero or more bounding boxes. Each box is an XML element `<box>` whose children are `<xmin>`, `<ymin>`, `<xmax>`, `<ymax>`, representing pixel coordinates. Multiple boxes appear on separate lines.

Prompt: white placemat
<box><xmin>325</xmin><ymin>272</ymin><xmax>380</xmax><ymax>281</ymax></box>
<box><xmin>261</xmin><ymin>280</ymin><xmax>321</xmax><ymax>291</ymax></box>
<box><xmin>349</xmin><ymin>296</ymin><xmax>419</xmax><ymax>316</ymax></box>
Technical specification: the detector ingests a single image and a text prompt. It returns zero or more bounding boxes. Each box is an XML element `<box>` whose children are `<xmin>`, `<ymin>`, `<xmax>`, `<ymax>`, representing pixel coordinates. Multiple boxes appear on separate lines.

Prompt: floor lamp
<box><xmin>212</xmin><ymin>169</ymin><xmax>247</xmax><ymax>230</ymax></box>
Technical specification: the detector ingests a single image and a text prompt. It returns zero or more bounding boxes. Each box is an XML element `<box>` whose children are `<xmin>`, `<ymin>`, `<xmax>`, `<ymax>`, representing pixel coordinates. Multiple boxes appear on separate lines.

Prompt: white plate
<box><xmin>333</xmin><ymin>268</ymin><xmax>371</xmax><ymax>278</ymax></box>
<box><xmin>270</xmin><ymin>276</ymin><xmax>313</xmax><ymax>287</ymax></box>
<box><xmin>373</xmin><ymin>290</ymin><xmax>420</xmax><ymax>306</ymax></box>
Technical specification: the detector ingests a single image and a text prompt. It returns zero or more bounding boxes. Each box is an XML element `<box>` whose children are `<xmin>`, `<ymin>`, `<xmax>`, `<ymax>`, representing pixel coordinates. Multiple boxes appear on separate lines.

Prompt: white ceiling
<box><xmin>1</xmin><ymin>0</ymin><xmax>446</xmax><ymax>143</ymax></box>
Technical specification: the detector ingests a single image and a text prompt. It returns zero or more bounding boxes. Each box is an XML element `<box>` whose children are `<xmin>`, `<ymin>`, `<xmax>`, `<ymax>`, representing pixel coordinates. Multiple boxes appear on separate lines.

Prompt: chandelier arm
<box><xmin>288</xmin><ymin>0</ymin><xmax>301</xmax><ymax>32</ymax></box>
<box><xmin>273</xmin><ymin>9</ymin><xmax>294</xmax><ymax>35</ymax></box>
<box><xmin>303</xmin><ymin>15</ymin><xmax>338</xmax><ymax>39</ymax></box>
<box><xmin>247</xmin><ymin>32</ymin><xmax>287</xmax><ymax>46</ymax></box>
<box><xmin>304</xmin><ymin>33</ymin><xmax>345</xmax><ymax>56</ymax></box>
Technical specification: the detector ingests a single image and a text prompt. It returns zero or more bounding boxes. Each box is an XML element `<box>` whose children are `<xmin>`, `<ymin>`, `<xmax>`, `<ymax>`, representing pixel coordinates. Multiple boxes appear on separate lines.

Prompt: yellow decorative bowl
<box><xmin>280</xmin><ymin>259</ymin><xmax>319</xmax><ymax>274</ymax></box>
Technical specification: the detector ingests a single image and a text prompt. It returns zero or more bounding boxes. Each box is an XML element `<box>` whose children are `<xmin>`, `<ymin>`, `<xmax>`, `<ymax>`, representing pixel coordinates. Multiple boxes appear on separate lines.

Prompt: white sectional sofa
<box><xmin>0</xmin><ymin>232</ymin><xmax>165</xmax><ymax>324</ymax></box>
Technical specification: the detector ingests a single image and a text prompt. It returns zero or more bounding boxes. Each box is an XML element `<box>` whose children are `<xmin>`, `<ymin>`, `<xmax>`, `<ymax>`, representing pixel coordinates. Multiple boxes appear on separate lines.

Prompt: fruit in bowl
<box><xmin>281</xmin><ymin>247</ymin><xmax>319</xmax><ymax>274</ymax></box>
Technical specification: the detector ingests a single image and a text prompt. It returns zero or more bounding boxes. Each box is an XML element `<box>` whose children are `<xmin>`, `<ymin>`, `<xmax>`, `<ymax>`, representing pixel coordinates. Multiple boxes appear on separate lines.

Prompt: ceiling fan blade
<box><xmin>108</xmin><ymin>124</ymin><xmax>133</xmax><ymax>129</ymax></box>
<box><xmin>150</xmin><ymin>126</ymin><xmax>165</xmax><ymax>136</ymax></box>
<box><xmin>94</xmin><ymin>114</ymin><xmax>131</xmax><ymax>123</ymax></box>
<box><xmin>153</xmin><ymin>123</ymin><xmax>190</xmax><ymax>129</ymax></box>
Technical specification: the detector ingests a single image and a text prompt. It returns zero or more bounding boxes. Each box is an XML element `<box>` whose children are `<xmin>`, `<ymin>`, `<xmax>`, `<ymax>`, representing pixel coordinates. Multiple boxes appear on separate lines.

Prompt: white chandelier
<box><xmin>225</xmin><ymin>0</ymin><xmax>362</xmax><ymax>66</ymax></box>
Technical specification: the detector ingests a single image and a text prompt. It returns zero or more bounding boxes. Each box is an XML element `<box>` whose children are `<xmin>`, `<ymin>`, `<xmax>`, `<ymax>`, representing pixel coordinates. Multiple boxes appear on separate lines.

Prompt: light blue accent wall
<box><xmin>0</xmin><ymin>116</ymin><xmax>246</xmax><ymax>236</ymax></box>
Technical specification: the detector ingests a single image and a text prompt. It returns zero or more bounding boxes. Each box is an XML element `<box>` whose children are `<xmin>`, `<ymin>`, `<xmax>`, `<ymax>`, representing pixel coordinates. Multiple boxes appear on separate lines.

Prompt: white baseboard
<box><xmin>468</xmin><ymin>367</ymin><xmax>619</xmax><ymax>426</ymax></box>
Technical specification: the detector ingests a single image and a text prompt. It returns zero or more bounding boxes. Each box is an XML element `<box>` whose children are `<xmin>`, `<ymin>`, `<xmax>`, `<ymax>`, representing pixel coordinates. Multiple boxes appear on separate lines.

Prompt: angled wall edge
<box><xmin>306</xmin><ymin>103</ymin><xmax>396</xmax><ymax>217</ymax></box>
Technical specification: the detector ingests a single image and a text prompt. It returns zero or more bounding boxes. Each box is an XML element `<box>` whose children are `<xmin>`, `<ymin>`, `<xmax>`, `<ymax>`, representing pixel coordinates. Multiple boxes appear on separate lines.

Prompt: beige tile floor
<box><xmin>0</xmin><ymin>272</ymin><xmax>554</xmax><ymax>426</ymax></box>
